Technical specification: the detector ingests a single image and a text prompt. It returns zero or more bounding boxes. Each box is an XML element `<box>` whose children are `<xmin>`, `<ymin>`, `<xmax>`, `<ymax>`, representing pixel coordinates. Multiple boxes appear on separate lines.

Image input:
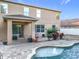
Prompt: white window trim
<box><xmin>24</xmin><ymin>7</ymin><xmax>29</xmax><ymax>16</ymax></box>
<box><xmin>0</xmin><ymin>3</ymin><xmax>8</xmax><ymax>14</ymax></box>
<box><xmin>35</xmin><ymin>25</ymin><xmax>45</xmax><ymax>32</ymax></box>
<box><xmin>36</xmin><ymin>9</ymin><xmax>41</xmax><ymax>18</ymax></box>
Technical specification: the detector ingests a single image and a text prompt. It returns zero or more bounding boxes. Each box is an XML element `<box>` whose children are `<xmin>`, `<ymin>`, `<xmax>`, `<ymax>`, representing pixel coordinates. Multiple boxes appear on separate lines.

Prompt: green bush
<box><xmin>46</xmin><ymin>27</ymin><xmax>58</xmax><ymax>39</ymax></box>
<box><xmin>47</xmin><ymin>28</ymin><xmax>53</xmax><ymax>34</ymax></box>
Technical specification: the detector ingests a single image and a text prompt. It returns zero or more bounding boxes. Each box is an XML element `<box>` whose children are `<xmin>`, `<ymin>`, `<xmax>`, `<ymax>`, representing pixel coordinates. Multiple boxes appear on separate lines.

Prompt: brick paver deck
<box><xmin>0</xmin><ymin>40</ymin><xmax>79</xmax><ymax>59</ymax></box>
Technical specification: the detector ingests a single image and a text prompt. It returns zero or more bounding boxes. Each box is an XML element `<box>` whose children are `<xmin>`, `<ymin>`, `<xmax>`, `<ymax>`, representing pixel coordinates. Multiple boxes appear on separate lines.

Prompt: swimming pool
<box><xmin>32</xmin><ymin>43</ymin><xmax>79</xmax><ymax>59</ymax></box>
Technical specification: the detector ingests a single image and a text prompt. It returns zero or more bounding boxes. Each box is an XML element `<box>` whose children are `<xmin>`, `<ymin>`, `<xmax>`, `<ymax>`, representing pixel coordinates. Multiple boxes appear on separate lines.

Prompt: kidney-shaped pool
<box><xmin>32</xmin><ymin>43</ymin><xmax>79</xmax><ymax>59</ymax></box>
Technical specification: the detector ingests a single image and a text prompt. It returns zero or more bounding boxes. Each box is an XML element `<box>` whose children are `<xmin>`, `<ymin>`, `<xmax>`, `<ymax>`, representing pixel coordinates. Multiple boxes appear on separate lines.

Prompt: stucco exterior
<box><xmin>0</xmin><ymin>1</ymin><xmax>60</xmax><ymax>44</ymax></box>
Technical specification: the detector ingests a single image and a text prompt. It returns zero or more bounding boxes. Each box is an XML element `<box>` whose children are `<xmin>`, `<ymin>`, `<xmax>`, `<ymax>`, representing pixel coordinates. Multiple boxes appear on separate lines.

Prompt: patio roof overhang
<box><xmin>3</xmin><ymin>15</ymin><xmax>38</xmax><ymax>22</ymax></box>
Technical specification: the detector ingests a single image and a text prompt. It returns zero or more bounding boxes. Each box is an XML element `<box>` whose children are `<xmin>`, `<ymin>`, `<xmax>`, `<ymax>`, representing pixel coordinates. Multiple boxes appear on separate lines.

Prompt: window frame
<box><xmin>36</xmin><ymin>9</ymin><xmax>41</xmax><ymax>18</ymax></box>
<box><xmin>35</xmin><ymin>25</ymin><xmax>45</xmax><ymax>32</ymax></box>
<box><xmin>0</xmin><ymin>3</ymin><xmax>8</xmax><ymax>14</ymax></box>
<box><xmin>24</xmin><ymin>7</ymin><xmax>29</xmax><ymax>16</ymax></box>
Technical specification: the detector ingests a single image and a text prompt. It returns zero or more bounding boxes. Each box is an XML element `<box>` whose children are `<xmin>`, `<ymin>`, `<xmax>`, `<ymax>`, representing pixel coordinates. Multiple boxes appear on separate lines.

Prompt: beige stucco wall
<box><xmin>3</xmin><ymin>2</ymin><xmax>60</xmax><ymax>28</ymax></box>
<box><xmin>8</xmin><ymin>3</ymin><xmax>23</xmax><ymax>15</ymax></box>
<box><xmin>0</xmin><ymin>2</ymin><xmax>60</xmax><ymax>28</ymax></box>
<box><xmin>0</xmin><ymin>11</ymin><xmax>7</xmax><ymax>42</ymax></box>
<box><xmin>28</xmin><ymin>6</ymin><xmax>60</xmax><ymax>29</ymax></box>
<box><xmin>35</xmin><ymin>9</ymin><xmax>60</xmax><ymax>29</ymax></box>
<box><xmin>24</xmin><ymin>23</ymin><xmax>32</xmax><ymax>39</ymax></box>
<box><xmin>0</xmin><ymin>1</ymin><xmax>60</xmax><ymax>43</ymax></box>
<box><xmin>7</xmin><ymin>20</ymin><xmax>12</xmax><ymax>44</ymax></box>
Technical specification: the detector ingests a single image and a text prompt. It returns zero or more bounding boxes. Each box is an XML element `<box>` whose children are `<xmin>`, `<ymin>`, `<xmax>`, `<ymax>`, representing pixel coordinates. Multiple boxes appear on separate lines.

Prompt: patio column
<box><xmin>32</xmin><ymin>22</ymin><xmax>35</xmax><ymax>39</ymax></box>
<box><xmin>7</xmin><ymin>20</ymin><xmax>12</xmax><ymax>45</ymax></box>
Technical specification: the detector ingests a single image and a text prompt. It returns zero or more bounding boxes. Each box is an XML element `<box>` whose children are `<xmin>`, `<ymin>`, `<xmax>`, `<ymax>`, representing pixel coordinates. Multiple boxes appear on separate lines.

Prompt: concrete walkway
<box><xmin>0</xmin><ymin>40</ymin><xmax>79</xmax><ymax>59</ymax></box>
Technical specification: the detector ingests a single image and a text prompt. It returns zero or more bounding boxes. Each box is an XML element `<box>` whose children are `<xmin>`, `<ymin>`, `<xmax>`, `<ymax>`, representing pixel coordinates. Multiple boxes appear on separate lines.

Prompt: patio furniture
<box><xmin>42</xmin><ymin>34</ymin><xmax>45</xmax><ymax>37</ymax></box>
<box><xmin>32</xmin><ymin>38</ymin><xmax>38</xmax><ymax>42</ymax></box>
<box><xmin>27</xmin><ymin>37</ymin><xmax>32</xmax><ymax>42</ymax></box>
<box><xmin>3</xmin><ymin>41</ymin><xmax>7</xmax><ymax>45</ymax></box>
<box><xmin>52</xmin><ymin>32</ymin><xmax>59</xmax><ymax>40</ymax></box>
<box><xmin>60</xmin><ymin>33</ymin><xmax>64</xmax><ymax>39</ymax></box>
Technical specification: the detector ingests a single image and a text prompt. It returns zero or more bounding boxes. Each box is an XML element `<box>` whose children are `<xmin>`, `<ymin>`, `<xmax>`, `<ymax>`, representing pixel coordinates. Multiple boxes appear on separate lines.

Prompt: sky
<box><xmin>8</xmin><ymin>0</ymin><xmax>79</xmax><ymax>20</ymax></box>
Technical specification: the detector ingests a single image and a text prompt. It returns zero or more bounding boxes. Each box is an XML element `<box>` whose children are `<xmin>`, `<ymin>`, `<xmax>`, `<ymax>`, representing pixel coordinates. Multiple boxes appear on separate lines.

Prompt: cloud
<box><xmin>61</xmin><ymin>0</ymin><xmax>71</xmax><ymax>5</ymax></box>
<box><xmin>65</xmin><ymin>0</ymin><xmax>71</xmax><ymax>4</ymax></box>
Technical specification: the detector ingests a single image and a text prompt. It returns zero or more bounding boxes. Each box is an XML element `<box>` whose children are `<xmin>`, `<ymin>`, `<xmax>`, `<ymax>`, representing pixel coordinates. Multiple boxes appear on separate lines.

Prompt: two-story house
<box><xmin>0</xmin><ymin>0</ymin><xmax>61</xmax><ymax>44</ymax></box>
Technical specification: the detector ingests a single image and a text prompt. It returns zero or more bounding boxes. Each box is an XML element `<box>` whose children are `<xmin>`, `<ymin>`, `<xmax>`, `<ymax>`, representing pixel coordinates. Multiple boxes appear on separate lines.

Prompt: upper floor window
<box><xmin>24</xmin><ymin>7</ymin><xmax>29</xmax><ymax>16</ymax></box>
<box><xmin>36</xmin><ymin>9</ymin><xmax>41</xmax><ymax>18</ymax></box>
<box><xmin>0</xmin><ymin>3</ymin><xmax>8</xmax><ymax>14</ymax></box>
<box><xmin>56</xmin><ymin>13</ymin><xmax>60</xmax><ymax>19</ymax></box>
<box><xmin>35</xmin><ymin>25</ymin><xmax>45</xmax><ymax>32</ymax></box>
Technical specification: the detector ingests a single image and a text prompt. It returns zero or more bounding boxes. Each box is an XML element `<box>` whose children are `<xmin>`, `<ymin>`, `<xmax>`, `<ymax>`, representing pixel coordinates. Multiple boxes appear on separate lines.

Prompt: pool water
<box><xmin>32</xmin><ymin>44</ymin><xmax>79</xmax><ymax>59</ymax></box>
<box><xmin>35</xmin><ymin>47</ymin><xmax>64</xmax><ymax>57</ymax></box>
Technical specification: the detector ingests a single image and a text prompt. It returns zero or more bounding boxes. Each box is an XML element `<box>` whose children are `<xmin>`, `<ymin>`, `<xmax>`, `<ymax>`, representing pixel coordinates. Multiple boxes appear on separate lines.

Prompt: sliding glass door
<box><xmin>12</xmin><ymin>24</ymin><xmax>24</xmax><ymax>40</ymax></box>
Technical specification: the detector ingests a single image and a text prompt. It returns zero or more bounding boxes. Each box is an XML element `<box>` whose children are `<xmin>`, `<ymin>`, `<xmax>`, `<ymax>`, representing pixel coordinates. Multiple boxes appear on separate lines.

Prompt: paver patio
<box><xmin>0</xmin><ymin>40</ymin><xmax>79</xmax><ymax>59</ymax></box>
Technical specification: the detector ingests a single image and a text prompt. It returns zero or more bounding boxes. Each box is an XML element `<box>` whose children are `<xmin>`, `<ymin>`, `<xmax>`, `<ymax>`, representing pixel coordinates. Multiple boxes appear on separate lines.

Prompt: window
<box><xmin>56</xmin><ymin>13</ymin><xmax>60</xmax><ymax>19</ymax></box>
<box><xmin>0</xmin><ymin>3</ymin><xmax>8</xmax><ymax>14</ymax></box>
<box><xmin>35</xmin><ymin>25</ymin><xmax>44</xmax><ymax>32</ymax></box>
<box><xmin>36</xmin><ymin>9</ymin><xmax>41</xmax><ymax>18</ymax></box>
<box><xmin>24</xmin><ymin>7</ymin><xmax>29</xmax><ymax>16</ymax></box>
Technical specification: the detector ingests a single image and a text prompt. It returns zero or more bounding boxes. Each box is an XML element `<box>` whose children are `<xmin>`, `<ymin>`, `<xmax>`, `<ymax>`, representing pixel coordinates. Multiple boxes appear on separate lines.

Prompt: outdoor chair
<box><xmin>52</xmin><ymin>32</ymin><xmax>59</xmax><ymax>40</ymax></box>
<box><xmin>59</xmin><ymin>33</ymin><xmax>64</xmax><ymax>39</ymax></box>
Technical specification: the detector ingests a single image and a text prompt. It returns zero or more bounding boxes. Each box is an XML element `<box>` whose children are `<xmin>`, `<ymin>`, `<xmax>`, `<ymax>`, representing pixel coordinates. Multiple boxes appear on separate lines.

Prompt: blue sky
<box><xmin>10</xmin><ymin>0</ymin><xmax>79</xmax><ymax>20</ymax></box>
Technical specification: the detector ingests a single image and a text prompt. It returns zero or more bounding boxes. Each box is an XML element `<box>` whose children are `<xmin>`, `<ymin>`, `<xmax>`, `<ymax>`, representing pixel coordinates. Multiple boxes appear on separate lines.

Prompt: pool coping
<box><xmin>26</xmin><ymin>41</ymin><xmax>79</xmax><ymax>59</ymax></box>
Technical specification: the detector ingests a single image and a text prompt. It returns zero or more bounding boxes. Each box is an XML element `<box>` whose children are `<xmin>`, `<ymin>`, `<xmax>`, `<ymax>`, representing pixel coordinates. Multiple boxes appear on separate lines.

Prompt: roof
<box><xmin>61</xmin><ymin>18</ymin><xmax>79</xmax><ymax>27</ymax></box>
<box><xmin>3</xmin><ymin>0</ymin><xmax>61</xmax><ymax>12</ymax></box>
<box><xmin>3</xmin><ymin>15</ymin><xmax>38</xmax><ymax>21</ymax></box>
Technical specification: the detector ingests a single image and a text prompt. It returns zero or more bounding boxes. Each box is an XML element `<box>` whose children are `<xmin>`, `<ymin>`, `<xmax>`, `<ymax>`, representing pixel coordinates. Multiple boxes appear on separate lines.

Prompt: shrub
<box><xmin>46</xmin><ymin>26</ymin><xmax>58</xmax><ymax>40</ymax></box>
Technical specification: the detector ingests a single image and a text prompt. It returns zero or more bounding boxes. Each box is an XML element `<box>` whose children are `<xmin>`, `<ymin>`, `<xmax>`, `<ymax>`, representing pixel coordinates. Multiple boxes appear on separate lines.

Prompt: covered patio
<box><xmin>3</xmin><ymin>15</ymin><xmax>38</xmax><ymax>45</ymax></box>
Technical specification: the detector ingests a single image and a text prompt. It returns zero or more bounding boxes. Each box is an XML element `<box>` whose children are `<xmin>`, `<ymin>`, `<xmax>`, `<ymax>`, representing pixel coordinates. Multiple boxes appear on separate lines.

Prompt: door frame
<box><xmin>12</xmin><ymin>24</ymin><xmax>24</xmax><ymax>40</ymax></box>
